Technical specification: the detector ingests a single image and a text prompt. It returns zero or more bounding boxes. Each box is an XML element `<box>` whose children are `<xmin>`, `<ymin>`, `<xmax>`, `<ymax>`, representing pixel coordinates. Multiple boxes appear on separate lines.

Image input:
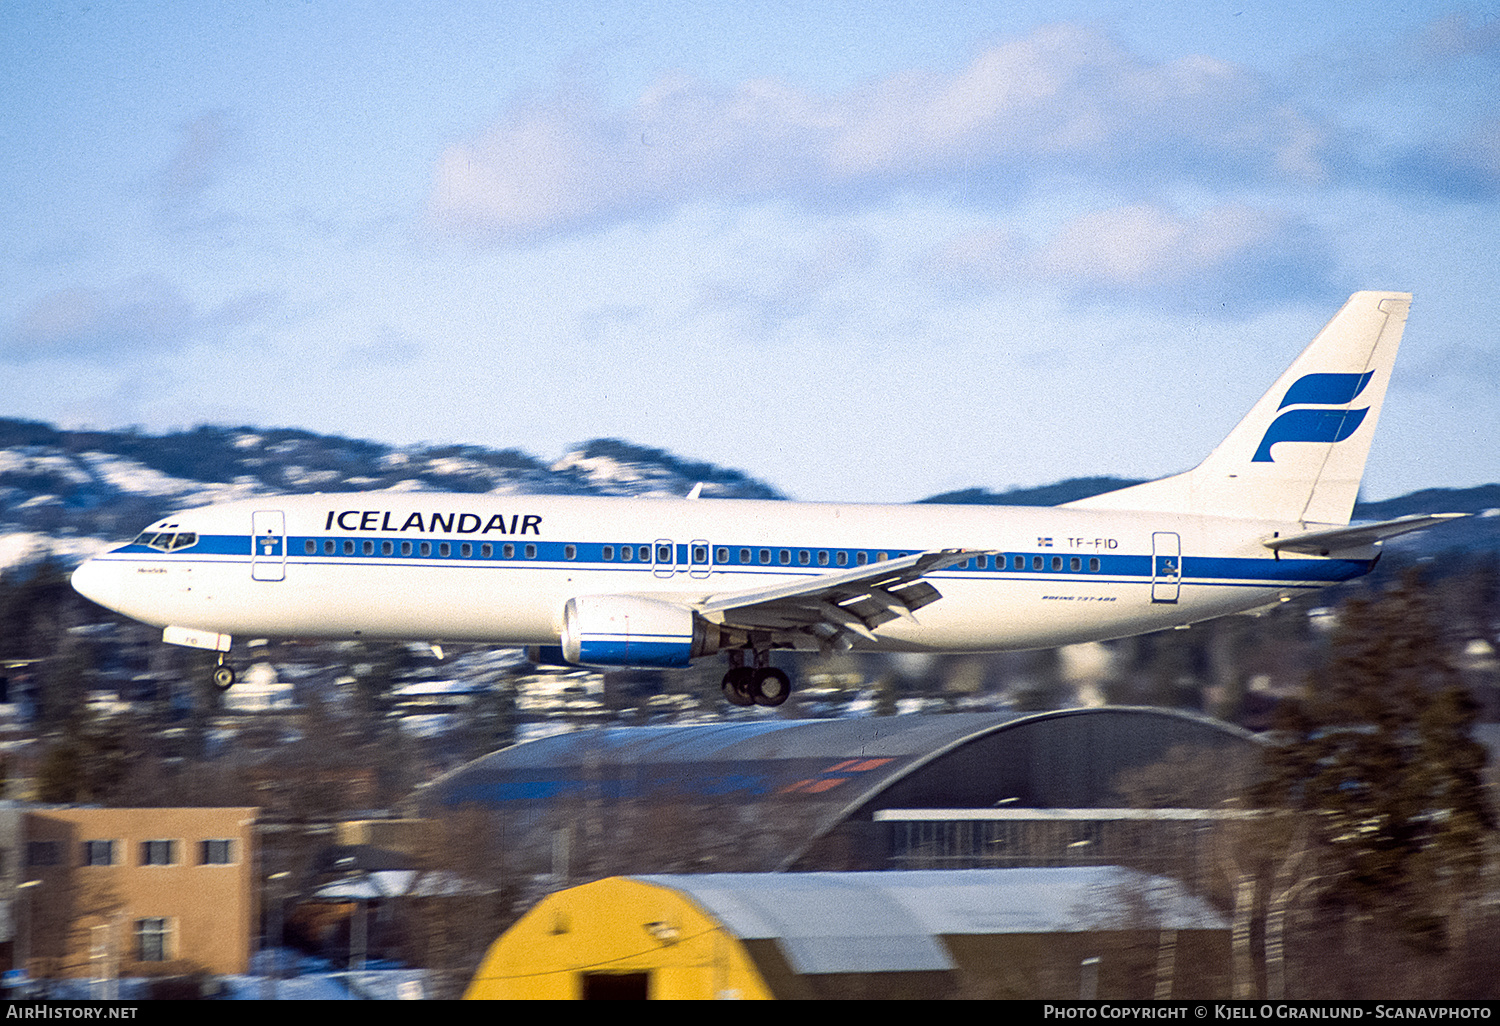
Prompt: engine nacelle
<box><xmin>560</xmin><ymin>595</ymin><xmax>721</xmax><ymax>668</ymax></box>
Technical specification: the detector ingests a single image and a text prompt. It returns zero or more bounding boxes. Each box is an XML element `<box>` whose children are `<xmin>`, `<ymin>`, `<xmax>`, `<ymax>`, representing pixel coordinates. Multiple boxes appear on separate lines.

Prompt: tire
<box><xmin>721</xmin><ymin>667</ymin><xmax>755</xmax><ymax>706</ymax></box>
<box><xmin>751</xmin><ymin>667</ymin><xmax>790</xmax><ymax>707</ymax></box>
<box><xmin>212</xmin><ymin>664</ymin><xmax>236</xmax><ymax>690</ymax></box>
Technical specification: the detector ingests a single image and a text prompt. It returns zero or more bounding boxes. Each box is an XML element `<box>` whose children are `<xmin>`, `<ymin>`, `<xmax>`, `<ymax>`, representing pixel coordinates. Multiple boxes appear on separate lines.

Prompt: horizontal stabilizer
<box><xmin>1263</xmin><ymin>513</ymin><xmax>1468</xmax><ymax>556</ymax></box>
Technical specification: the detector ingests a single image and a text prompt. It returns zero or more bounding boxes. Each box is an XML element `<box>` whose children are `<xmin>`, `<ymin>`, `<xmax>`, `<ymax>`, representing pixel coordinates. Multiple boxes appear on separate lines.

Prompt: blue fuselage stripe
<box><xmin>110</xmin><ymin>534</ymin><xmax>1374</xmax><ymax>589</ymax></box>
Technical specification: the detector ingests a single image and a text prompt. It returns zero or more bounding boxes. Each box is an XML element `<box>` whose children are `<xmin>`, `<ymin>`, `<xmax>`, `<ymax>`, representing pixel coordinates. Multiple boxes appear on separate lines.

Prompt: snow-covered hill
<box><xmin>0</xmin><ymin>420</ymin><xmax>783</xmax><ymax>570</ymax></box>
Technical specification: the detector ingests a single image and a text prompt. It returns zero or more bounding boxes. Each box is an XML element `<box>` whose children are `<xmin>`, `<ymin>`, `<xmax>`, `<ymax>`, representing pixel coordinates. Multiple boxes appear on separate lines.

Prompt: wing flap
<box><xmin>697</xmin><ymin>549</ymin><xmax>978</xmax><ymax>648</ymax></box>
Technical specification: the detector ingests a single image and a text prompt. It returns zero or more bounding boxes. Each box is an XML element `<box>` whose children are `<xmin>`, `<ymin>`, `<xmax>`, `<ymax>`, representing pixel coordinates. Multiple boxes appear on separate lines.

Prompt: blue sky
<box><xmin>3</xmin><ymin>1</ymin><xmax>1497</xmax><ymax>502</ymax></box>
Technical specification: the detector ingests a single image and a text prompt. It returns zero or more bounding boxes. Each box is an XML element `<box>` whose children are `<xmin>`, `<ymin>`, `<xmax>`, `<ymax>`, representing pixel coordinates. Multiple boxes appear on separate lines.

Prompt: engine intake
<box><xmin>560</xmin><ymin>595</ymin><xmax>721</xmax><ymax>668</ymax></box>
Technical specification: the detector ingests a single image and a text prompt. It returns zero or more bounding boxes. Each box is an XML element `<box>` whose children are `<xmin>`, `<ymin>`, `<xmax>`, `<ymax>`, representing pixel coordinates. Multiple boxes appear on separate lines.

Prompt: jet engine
<box><xmin>560</xmin><ymin>594</ymin><xmax>722</xmax><ymax>668</ymax></box>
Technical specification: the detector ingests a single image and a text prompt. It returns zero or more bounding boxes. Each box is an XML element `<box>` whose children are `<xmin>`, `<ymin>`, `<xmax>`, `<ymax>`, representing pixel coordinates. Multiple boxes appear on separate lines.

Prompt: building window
<box><xmin>135</xmin><ymin>918</ymin><xmax>172</xmax><ymax>962</ymax></box>
<box><xmin>82</xmin><ymin>840</ymin><xmax>116</xmax><ymax>866</ymax></box>
<box><xmin>27</xmin><ymin>841</ymin><xmax>59</xmax><ymax>867</ymax></box>
<box><xmin>200</xmin><ymin>839</ymin><xmax>235</xmax><ymax>865</ymax></box>
<box><xmin>140</xmin><ymin>840</ymin><xmax>177</xmax><ymax>866</ymax></box>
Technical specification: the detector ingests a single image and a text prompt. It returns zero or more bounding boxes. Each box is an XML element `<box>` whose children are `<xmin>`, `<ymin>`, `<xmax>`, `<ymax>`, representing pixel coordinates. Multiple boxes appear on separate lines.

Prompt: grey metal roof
<box><xmin>633</xmin><ymin>868</ymin><xmax>1227</xmax><ymax>975</ymax></box>
<box><xmin>417</xmin><ymin>708</ymin><xmax>1257</xmax><ymax>870</ymax></box>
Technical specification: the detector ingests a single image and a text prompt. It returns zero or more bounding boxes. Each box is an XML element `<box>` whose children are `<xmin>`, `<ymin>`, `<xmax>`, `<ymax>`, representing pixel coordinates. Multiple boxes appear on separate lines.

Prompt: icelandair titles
<box><xmin>324</xmin><ymin>510</ymin><xmax>542</xmax><ymax>536</ymax></box>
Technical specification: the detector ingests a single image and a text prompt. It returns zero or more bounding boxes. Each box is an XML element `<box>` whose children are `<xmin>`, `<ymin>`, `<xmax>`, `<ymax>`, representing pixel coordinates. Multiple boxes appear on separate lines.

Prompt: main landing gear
<box><xmin>721</xmin><ymin>648</ymin><xmax>790</xmax><ymax>708</ymax></box>
<box><xmin>211</xmin><ymin>654</ymin><xmax>237</xmax><ymax>691</ymax></box>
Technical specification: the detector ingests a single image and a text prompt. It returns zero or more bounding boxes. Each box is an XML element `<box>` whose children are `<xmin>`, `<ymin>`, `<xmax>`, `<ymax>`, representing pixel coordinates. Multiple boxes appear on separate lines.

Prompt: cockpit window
<box><xmin>132</xmin><ymin>531</ymin><xmax>199</xmax><ymax>552</ymax></box>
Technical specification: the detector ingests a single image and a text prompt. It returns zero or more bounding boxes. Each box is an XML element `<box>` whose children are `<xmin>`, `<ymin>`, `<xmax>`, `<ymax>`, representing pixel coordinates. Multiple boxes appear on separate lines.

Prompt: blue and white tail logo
<box><xmin>1252</xmin><ymin>370</ymin><xmax>1374</xmax><ymax>463</ymax></box>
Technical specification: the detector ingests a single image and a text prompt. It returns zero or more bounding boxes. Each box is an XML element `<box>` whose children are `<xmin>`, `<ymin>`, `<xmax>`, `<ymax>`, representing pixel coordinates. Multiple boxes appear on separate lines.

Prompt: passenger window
<box><xmin>565</xmin><ymin>545</ymin><xmax>576</xmax><ymax>560</ymax></box>
<box><xmin>344</xmin><ymin>540</ymin><xmax>355</xmax><ymax>556</ymax></box>
<box><xmin>325</xmin><ymin>540</ymin><xmax>336</xmax><ymax>555</ymax></box>
<box><xmin>799</xmin><ymin>551</ymin><xmax>810</xmax><ymax>566</ymax></box>
<box><xmin>694</xmin><ymin>546</ymin><xmax>708</xmax><ymax>563</ymax></box>
<box><xmin>305</xmin><ymin>540</ymin><xmax>316</xmax><ymax>555</ymax></box>
<box><xmin>383</xmin><ymin>541</ymin><xmax>394</xmax><ymax>556</ymax></box>
<box><xmin>421</xmin><ymin>542</ymin><xmax>432</xmax><ymax>557</ymax></box>
<box><xmin>619</xmin><ymin>545</ymin><xmax>630</xmax><ymax>562</ymax></box>
<box><xmin>1070</xmin><ymin>557</ymin><xmax>1081</xmax><ymax>572</ymax></box>
<box><xmin>1051</xmin><ymin>556</ymin><xmax>1062</xmax><ymax>571</ymax></box>
<box><xmin>837</xmin><ymin>551</ymin><xmax>848</xmax><ymax>567</ymax></box>
<box><xmin>363</xmin><ymin>541</ymin><xmax>374</xmax><ymax>556</ymax></box>
<box><xmin>640</xmin><ymin>546</ymin><xmax>652</xmax><ymax>561</ymax></box>
<box><xmin>818</xmin><ymin>551</ymin><xmax>829</xmax><ymax>566</ymax></box>
<box><xmin>760</xmin><ymin>549</ymin><xmax>771</xmax><ymax>564</ymax></box>
<box><xmin>739</xmin><ymin>548</ymin><xmax>751</xmax><ymax>564</ymax></box>
<box><xmin>1033</xmin><ymin>556</ymin><xmax>1043</xmax><ymax>570</ymax></box>
<box><xmin>526</xmin><ymin>544</ymin><xmax>537</xmax><ymax>559</ymax></box>
<box><xmin>1089</xmin><ymin>557</ymin><xmax>1100</xmax><ymax>572</ymax></box>
<box><xmin>482</xmin><ymin>543</ymin><xmax>493</xmax><ymax>558</ymax></box>
<box><xmin>401</xmin><ymin>541</ymin><xmax>413</xmax><ymax>556</ymax></box>
<box><xmin>857</xmin><ymin>552</ymin><xmax>868</xmax><ymax>566</ymax></box>
<box><xmin>462</xmin><ymin>543</ymin><xmax>473</xmax><ymax>557</ymax></box>
<box><xmin>503</xmin><ymin>544</ymin><xmax>515</xmax><ymax>558</ymax></box>
<box><xmin>440</xmin><ymin>543</ymin><xmax>451</xmax><ymax>557</ymax></box>
<box><xmin>715</xmin><ymin>547</ymin><xmax>728</xmax><ymax>563</ymax></box>
<box><xmin>779</xmin><ymin>550</ymin><xmax>791</xmax><ymax>565</ymax></box>
<box><xmin>603</xmin><ymin>545</ymin><xmax>614</xmax><ymax>561</ymax></box>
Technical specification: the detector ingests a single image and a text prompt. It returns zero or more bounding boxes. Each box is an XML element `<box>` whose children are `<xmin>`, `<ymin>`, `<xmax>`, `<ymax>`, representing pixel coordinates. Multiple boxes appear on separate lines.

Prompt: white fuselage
<box><xmin>70</xmin><ymin>492</ymin><xmax>1371</xmax><ymax>654</ymax></box>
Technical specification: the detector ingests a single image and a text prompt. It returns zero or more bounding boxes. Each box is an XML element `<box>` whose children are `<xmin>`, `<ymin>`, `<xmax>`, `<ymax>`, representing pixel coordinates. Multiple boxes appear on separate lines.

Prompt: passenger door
<box><xmin>251</xmin><ymin>510</ymin><xmax>287</xmax><ymax>582</ymax></box>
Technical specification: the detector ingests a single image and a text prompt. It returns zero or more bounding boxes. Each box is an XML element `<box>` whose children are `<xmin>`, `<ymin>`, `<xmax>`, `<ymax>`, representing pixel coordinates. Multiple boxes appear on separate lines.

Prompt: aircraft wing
<box><xmin>696</xmin><ymin>548</ymin><xmax>981</xmax><ymax>647</ymax></box>
<box><xmin>1263</xmin><ymin>513</ymin><xmax>1469</xmax><ymax>556</ymax></box>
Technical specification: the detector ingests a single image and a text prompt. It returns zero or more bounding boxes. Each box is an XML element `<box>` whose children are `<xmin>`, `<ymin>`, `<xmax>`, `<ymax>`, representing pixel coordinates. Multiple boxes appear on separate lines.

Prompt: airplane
<box><xmin>70</xmin><ymin>291</ymin><xmax>1466</xmax><ymax>708</ymax></box>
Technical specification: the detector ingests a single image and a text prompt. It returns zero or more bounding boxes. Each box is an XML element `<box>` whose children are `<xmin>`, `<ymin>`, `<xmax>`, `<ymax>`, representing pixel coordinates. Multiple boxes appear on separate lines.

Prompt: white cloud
<box><xmin>934</xmin><ymin>203</ymin><xmax>1332</xmax><ymax>311</ymax></box>
<box><xmin>3</xmin><ymin>277</ymin><xmax>274</xmax><ymax>363</ymax></box>
<box><xmin>426</xmin><ymin>25</ymin><xmax>1337</xmax><ymax>242</ymax></box>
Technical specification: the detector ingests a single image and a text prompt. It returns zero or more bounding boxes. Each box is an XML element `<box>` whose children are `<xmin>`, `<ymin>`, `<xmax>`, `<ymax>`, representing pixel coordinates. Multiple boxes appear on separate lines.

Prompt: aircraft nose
<box><xmin>71</xmin><ymin>557</ymin><xmax>119</xmax><ymax>611</ymax></box>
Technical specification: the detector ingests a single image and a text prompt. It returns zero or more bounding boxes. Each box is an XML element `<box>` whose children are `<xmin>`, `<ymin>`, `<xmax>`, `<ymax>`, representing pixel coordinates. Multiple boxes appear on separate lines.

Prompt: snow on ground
<box><xmin>0</xmin><ymin>532</ymin><xmax>110</xmax><ymax>572</ymax></box>
<box><xmin>78</xmin><ymin>451</ymin><xmax>198</xmax><ymax>497</ymax></box>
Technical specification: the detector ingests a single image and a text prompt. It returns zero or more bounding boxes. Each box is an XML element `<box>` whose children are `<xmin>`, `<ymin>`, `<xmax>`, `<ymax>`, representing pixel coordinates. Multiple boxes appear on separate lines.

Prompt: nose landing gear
<box><xmin>211</xmin><ymin>654</ymin><xmax>237</xmax><ymax>690</ymax></box>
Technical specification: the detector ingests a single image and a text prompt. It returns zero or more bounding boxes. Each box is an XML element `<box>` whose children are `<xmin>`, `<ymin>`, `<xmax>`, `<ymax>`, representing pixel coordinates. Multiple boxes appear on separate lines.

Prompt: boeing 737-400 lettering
<box><xmin>70</xmin><ymin>292</ymin><xmax>1466</xmax><ymax>707</ymax></box>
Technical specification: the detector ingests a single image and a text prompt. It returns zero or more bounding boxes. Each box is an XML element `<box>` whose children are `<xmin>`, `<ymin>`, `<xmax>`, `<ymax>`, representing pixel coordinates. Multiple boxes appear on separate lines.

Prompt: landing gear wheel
<box><xmin>721</xmin><ymin>666</ymin><xmax>755</xmax><ymax>707</ymax></box>
<box><xmin>211</xmin><ymin>663</ymin><xmax>236</xmax><ymax>690</ymax></box>
<box><xmin>751</xmin><ymin>667</ymin><xmax>791</xmax><ymax>707</ymax></box>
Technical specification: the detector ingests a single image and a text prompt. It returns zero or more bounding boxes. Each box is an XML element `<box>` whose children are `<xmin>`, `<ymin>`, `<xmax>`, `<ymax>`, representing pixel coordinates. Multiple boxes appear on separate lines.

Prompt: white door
<box><xmin>1151</xmin><ymin>532</ymin><xmax>1181</xmax><ymax>604</ymax></box>
<box><xmin>252</xmin><ymin>510</ymin><xmax>287</xmax><ymax>582</ymax></box>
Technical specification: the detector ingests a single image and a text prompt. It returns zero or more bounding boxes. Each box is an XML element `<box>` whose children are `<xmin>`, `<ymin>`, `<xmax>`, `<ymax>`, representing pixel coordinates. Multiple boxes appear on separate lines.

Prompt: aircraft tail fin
<box><xmin>1064</xmin><ymin>291</ymin><xmax>1411</xmax><ymax>525</ymax></box>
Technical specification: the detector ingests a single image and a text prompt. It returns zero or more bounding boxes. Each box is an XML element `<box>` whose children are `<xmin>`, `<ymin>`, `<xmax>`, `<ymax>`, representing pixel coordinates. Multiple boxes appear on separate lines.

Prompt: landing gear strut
<box><xmin>720</xmin><ymin>647</ymin><xmax>790</xmax><ymax>708</ymax></box>
<box><xmin>211</xmin><ymin>654</ymin><xmax>236</xmax><ymax>691</ymax></box>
